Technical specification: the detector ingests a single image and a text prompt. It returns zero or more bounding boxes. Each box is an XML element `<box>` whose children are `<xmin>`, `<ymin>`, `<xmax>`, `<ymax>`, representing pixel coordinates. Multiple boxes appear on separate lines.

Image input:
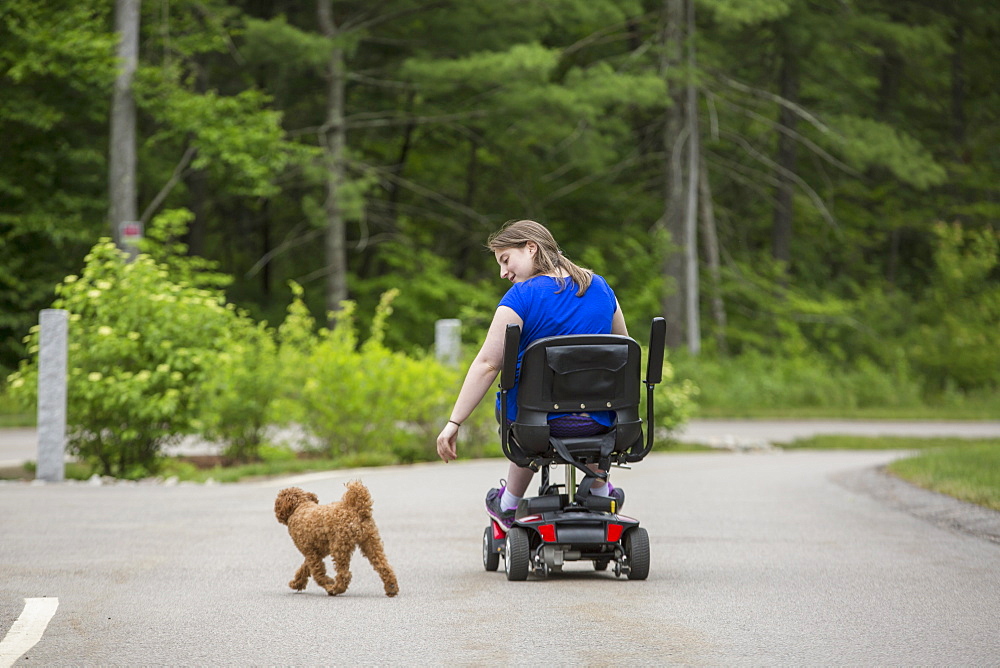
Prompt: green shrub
<box><xmin>907</xmin><ymin>223</ymin><xmax>1000</xmax><ymax>392</ymax></box>
<box><xmin>193</xmin><ymin>316</ymin><xmax>280</xmax><ymax>462</ymax></box>
<box><xmin>6</xmin><ymin>212</ymin><xmax>258</xmax><ymax>478</ymax></box>
<box><xmin>273</xmin><ymin>286</ymin><xmax>463</xmax><ymax>462</ymax></box>
<box><xmin>672</xmin><ymin>349</ymin><xmax>924</xmax><ymax>414</ymax></box>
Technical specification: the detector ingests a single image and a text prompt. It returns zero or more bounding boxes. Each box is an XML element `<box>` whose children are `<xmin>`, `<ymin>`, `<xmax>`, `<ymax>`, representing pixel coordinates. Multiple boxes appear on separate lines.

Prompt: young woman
<box><xmin>436</xmin><ymin>220</ymin><xmax>628</xmax><ymax>530</ymax></box>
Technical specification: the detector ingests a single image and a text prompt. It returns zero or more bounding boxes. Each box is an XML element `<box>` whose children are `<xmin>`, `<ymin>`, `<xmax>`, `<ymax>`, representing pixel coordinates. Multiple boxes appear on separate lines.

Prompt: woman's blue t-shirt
<box><xmin>497</xmin><ymin>274</ymin><xmax>618</xmax><ymax>424</ymax></box>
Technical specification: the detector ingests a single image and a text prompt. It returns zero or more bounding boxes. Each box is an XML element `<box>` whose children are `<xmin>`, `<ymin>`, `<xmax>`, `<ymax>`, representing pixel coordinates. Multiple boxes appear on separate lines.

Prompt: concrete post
<box><xmin>434</xmin><ymin>319</ymin><xmax>461</xmax><ymax>367</ymax></box>
<box><xmin>37</xmin><ymin>309</ymin><xmax>68</xmax><ymax>482</ymax></box>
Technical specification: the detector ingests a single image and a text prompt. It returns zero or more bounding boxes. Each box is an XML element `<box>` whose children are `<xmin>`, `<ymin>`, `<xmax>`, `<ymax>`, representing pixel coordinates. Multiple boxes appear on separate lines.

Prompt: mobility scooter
<box><xmin>484</xmin><ymin>317</ymin><xmax>667</xmax><ymax>580</ymax></box>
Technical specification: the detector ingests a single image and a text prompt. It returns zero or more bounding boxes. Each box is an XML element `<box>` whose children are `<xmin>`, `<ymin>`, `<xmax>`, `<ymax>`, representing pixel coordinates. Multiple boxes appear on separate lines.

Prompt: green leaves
<box><xmin>7</xmin><ymin>214</ymin><xmax>260</xmax><ymax>477</ymax></box>
<box><xmin>136</xmin><ymin>67</ymin><xmax>293</xmax><ymax>197</ymax></box>
<box><xmin>829</xmin><ymin>115</ymin><xmax>947</xmax><ymax>189</ymax></box>
<box><xmin>273</xmin><ymin>287</ymin><xmax>462</xmax><ymax>461</ymax></box>
<box><xmin>242</xmin><ymin>16</ymin><xmax>338</xmax><ymax>71</ymax></box>
<box><xmin>698</xmin><ymin>0</ymin><xmax>797</xmax><ymax>28</ymax></box>
<box><xmin>908</xmin><ymin>223</ymin><xmax>1000</xmax><ymax>391</ymax></box>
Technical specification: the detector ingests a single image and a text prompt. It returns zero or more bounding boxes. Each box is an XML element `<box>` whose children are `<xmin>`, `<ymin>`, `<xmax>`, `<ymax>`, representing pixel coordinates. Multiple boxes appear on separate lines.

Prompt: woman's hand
<box><xmin>436</xmin><ymin>422</ymin><xmax>460</xmax><ymax>462</ymax></box>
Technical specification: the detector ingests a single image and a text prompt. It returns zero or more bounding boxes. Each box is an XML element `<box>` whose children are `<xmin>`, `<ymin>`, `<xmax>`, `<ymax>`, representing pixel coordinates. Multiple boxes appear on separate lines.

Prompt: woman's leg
<box><xmin>505</xmin><ymin>462</ymin><xmax>535</xmax><ymax>496</ymax></box>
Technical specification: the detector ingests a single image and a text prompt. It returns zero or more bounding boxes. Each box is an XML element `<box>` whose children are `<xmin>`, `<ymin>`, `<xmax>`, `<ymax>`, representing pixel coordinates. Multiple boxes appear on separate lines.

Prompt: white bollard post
<box><xmin>37</xmin><ymin>309</ymin><xmax>68</xmax><ymax>482</ymax></box>
<box><xmin>434</xmin><ymin>319</ymin><xmax>461</xmax><ymax>367</ymax></box>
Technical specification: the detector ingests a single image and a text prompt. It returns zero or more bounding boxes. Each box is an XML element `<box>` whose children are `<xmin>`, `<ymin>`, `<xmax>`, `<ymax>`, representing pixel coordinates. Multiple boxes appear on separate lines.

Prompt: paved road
<box><xmin>2</xmin><ymin>449</ymin><xmax>999</xmax><ymax>665</ymax></box>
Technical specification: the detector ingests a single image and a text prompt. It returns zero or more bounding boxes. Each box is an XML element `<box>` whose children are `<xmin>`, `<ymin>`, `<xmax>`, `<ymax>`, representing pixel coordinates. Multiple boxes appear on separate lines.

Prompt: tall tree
<box><xmin>108</xmin><ymin>0</ymin><xmax>141</xmax><ymax>257</ymax></box>
<box><xmin>659</xmin><ymin>0</ymin><xmax>687</xmax><ymax>349</ymax></box>
<box><xmin>316</xmin><ymin>0</ymin><xmax>349</xmax><ymax>318</ymax></box>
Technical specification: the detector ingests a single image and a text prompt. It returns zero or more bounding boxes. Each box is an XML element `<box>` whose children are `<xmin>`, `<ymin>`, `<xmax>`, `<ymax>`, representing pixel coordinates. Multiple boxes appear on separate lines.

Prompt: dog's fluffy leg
<box><xmin>326</xmin><ymin>544</ymin><xmax>354</xmax><ymax>596</ymax></box>
<box><xmin>289</xmin><ymin>561</ymin><xmax>310</xmax><ymax>591</ymax></box>
<box><xmin>303</xmin><ymin>554</ymin><xmax>339</xmax><ymax>594</ymax></box>
<box><xmin>359</xmin><ymin>532</ymin><xmax>399</xmax><ymax>597</ymax></box>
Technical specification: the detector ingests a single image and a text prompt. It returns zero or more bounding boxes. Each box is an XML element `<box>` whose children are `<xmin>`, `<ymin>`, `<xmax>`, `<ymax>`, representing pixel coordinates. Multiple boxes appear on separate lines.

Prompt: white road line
<box><xmin>0</xmin><ymin>598</ymin><xmax>59</xmax><ymax>668</ymax></box>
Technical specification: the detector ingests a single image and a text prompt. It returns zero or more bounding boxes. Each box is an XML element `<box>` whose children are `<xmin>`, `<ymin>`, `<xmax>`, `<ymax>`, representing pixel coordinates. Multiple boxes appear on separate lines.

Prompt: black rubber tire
<box><xmin>594</xmin><ymin>559</ymin><xmax>610</xmax><ymax>571</ymax></box>
<box><xmin>504</xmin><ymin>527</ymin><xmax>530</xmax><ymax>581</ymax></box>
<box><xmin>483</xmin><ymin>526</ymin><xmax>500</xmax><ymax>572</ymax></box>
<box><xmin>624</xmin><ymin>527</ymin><xmax>650</xmax><ymax>580</ymax></box>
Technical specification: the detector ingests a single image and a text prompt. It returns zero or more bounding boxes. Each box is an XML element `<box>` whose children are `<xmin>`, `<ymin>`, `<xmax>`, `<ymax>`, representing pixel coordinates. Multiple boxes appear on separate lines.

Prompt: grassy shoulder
<box><xmin>785</xmin><ymin>435</ymin><xmax>1000</xmax><ymax>512</ymax></box>
<box><xmin>692</xmin><ymin>403</ymin><xmax>1000</xmax><ymax>421</ymax></box>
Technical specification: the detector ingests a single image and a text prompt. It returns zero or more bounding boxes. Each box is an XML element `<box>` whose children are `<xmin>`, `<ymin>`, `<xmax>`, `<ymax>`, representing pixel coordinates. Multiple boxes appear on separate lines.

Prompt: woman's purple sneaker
<box><xmin>485</xmin><ymin>483</ymin><xmax>515</xmax><ymax>531</ymax></box>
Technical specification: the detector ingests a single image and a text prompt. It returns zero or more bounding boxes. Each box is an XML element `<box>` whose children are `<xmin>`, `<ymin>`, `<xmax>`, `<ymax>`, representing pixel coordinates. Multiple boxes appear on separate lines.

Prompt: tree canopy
<box><xmin>1</xmin><ymin>0</ymin><xmax>997</xmax><ymax>396</ymax></box>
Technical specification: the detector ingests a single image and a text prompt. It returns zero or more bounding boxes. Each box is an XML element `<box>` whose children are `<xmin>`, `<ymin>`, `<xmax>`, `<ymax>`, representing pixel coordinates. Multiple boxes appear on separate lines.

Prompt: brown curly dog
<box><xmin>274</xmin><ymin>482</ymin><xmax>399</xmax><ymax>597</ymax></box>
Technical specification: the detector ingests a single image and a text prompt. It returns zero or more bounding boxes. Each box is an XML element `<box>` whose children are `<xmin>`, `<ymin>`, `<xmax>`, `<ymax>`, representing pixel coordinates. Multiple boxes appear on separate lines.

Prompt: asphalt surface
<box><xmin>2</xmin><ymin>427</ymin><xmax>1000</xmax><ymax>664</ymax></box>
<box><xmin>3</xmin><ymin>421</ymin><xmax>1000</xmax><ymax>664</ymax></box>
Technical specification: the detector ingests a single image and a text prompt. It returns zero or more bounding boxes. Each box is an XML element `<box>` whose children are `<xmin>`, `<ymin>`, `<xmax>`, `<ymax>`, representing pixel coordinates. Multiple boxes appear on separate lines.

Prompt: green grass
<box><xmin>693</xmin><ymin>404</ymin><xmax>1000</xmax><ymax>420</ymax></box>
<box><xmin>782</xmin><ymin>435</ymin><xmax>981</xmax><ymax>451</ymax></box>
<box><xmin>886</xmin><ymin>441</ymin><xmax>1000</xmax><ymax>512</ymax></box>
<box><xmin>0</xmin><ymin>412</ymin><xmax>33</xmax><ymax>428</ymax></box>
<box><xmin>783</xmin><ymin>435</ymin><xmax>1000</xmax><ymax>512</ymax></box>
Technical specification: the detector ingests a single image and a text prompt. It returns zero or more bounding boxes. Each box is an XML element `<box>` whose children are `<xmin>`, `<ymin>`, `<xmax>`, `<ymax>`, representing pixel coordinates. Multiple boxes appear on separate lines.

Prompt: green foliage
<box><xmin>0</xmin><ymin>0</ymin><xmax>117</xmax><ymax>372</ymax></box>
<box><xmin>194</xmin><ymin>317</ymin><xmax>279</xmax><ymax>462</ymax></box>
<box><xmin>6</xmin><ymin>215</ymin><xmax>255</xmax><ymax>478</ymax></box>
<box><xmin>830</xmin><ymin>115</ymin><xmax>947</xmax><ymax>189</ymax></box>
<box><xmin>699</xmin><ymin>0</ymin><xmax>796</xmax><ymax>28</ymax></box>
<box><xmin>673</xmin><ymin>349</ymin><xmax>924</xmax><ymax>414</ymax></box>
<box><xmin>2</xmin><ymin>0</ymin><xmax>999</xmax><ymax>440</ymax></box>
<box><xmin>354</xmin><ymin>243</ymin><xmax>498</xmax><ymax>352</ymax></box>
<box><xmin>135</xmin><ymin>67</ymin><xmax>293</xmax><ymax>198</ymax></box>
<box><xmin>241</xmin><ymin>16</ymin><xmax>334</xmax><ymax>71</ymax></box>
<box><xmin>273</xmin><ymin>286</ymin><xmax>463</xmax><ymax>462</ymax></box>
<box><xmin>908</xmin><ymin>223</ymin><xmax>1000</xmax><ymax>392</ymax></box>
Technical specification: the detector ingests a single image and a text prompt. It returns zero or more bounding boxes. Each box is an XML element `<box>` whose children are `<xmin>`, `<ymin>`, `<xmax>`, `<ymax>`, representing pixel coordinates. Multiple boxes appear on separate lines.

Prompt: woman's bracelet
<box><xmin>448</xmin><ymin>420</ymin><xmax>462</xmax><ymax>428</ymax></box>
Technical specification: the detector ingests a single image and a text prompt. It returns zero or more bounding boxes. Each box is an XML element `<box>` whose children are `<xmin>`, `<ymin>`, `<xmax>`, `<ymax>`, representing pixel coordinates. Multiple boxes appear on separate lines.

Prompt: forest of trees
<box><xmin>2</xmin><ymin>0</ymin><xmax>998</xmax><ymax>399</ymax></box>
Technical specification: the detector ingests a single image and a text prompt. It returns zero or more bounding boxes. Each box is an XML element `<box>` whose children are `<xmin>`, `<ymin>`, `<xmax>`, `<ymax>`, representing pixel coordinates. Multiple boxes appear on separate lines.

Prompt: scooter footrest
<box><xmin>578</xmin><ymin>495</ymin><xmax>616</xmax><ymax>513</ymax></box>
<box><xmin>521</xmin><ymin>495</ymin><xmax>567</xmax><ymax>514</ymax></box>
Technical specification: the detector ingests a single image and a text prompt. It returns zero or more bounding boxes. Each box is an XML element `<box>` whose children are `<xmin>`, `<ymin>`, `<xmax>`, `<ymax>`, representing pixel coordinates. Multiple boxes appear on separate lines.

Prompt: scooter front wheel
<box><xmin>624</xmin><ymin>527</ymin><xmax>650</xmax><ymax>580</ymax></box>
<box><xmin>504</xmin><ymin>527</ymin><xmax>530</xmax><ymax>581</ymax></box>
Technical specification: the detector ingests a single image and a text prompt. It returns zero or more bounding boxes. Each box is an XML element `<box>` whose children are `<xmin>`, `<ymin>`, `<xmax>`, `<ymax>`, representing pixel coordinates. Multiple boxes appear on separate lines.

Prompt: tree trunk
<box><xmin>108</xmin><ymin>0</ymin><xmax>140</xmax><ymax>257</ymax></box>
<box><xmin>318</xmin><ymin>0</ymin><xmax>349</xmax><ymax>323</ymax></box>
<box><xmin>660</xmin><ymin>0</ymin><xmax>687</xmax><ymax>349</ymax></box>
<box><xmin>772</xmin><ymin>32</ymin><xmax>799</xmax><ymax>267</ymax></box>
<box><xmin>699</xmin><ymin>159</ymin><xmax>728</xmax><ymax>355</ymax></box>
<box><xmin>683</xmin><ymin>0</ymin><xmax>700</xmax><ymax>354</ymax></box>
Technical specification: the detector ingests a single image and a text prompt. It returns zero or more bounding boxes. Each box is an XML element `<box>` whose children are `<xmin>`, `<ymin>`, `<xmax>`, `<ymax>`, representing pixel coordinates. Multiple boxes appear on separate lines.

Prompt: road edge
<box><xmin>832</xmin><ymin>465</ymin><xmax>1000</xmax><ymax>545</ymax></box>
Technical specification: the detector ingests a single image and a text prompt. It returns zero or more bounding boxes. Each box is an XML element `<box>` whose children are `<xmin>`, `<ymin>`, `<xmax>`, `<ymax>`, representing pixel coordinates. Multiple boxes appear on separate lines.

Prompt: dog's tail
<box><xmin>342</xmin><ymin>480</ymin><xmax>374</xmax><ymax>518</ymax></box>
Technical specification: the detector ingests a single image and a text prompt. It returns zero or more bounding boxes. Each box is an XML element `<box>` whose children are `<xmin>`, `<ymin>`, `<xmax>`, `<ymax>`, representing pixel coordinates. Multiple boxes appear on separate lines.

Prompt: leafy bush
<box><xmin>907</xmin><ymin>223</ymin><xmax>1000</xmax><ymax>392</ymax></box>
<box><xmin>273</xmin><ymin>286</ymin><xmax>463</xmax><ymax>462</ymax></box>
<box><xmin>6</xmin><ymin>212</ymin><xmax>261</xmax><ymax>477</ymax></box>
<box><xmin>672</xmin><ymin>349</ymin><xmax>923</xmax><ymax>414</ymax></box>
<box><xmin>193</xmin><ymin>316</ymin><xmax>280</xmax><ymax>462</ymax></box>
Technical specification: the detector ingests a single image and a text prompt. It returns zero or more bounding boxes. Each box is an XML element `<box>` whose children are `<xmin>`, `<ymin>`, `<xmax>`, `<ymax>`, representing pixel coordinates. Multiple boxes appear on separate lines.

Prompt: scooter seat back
<box><xmin>511</xmin><ymin>334</ymin><xmax>643</xmax><ymax>460</ymax></box>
